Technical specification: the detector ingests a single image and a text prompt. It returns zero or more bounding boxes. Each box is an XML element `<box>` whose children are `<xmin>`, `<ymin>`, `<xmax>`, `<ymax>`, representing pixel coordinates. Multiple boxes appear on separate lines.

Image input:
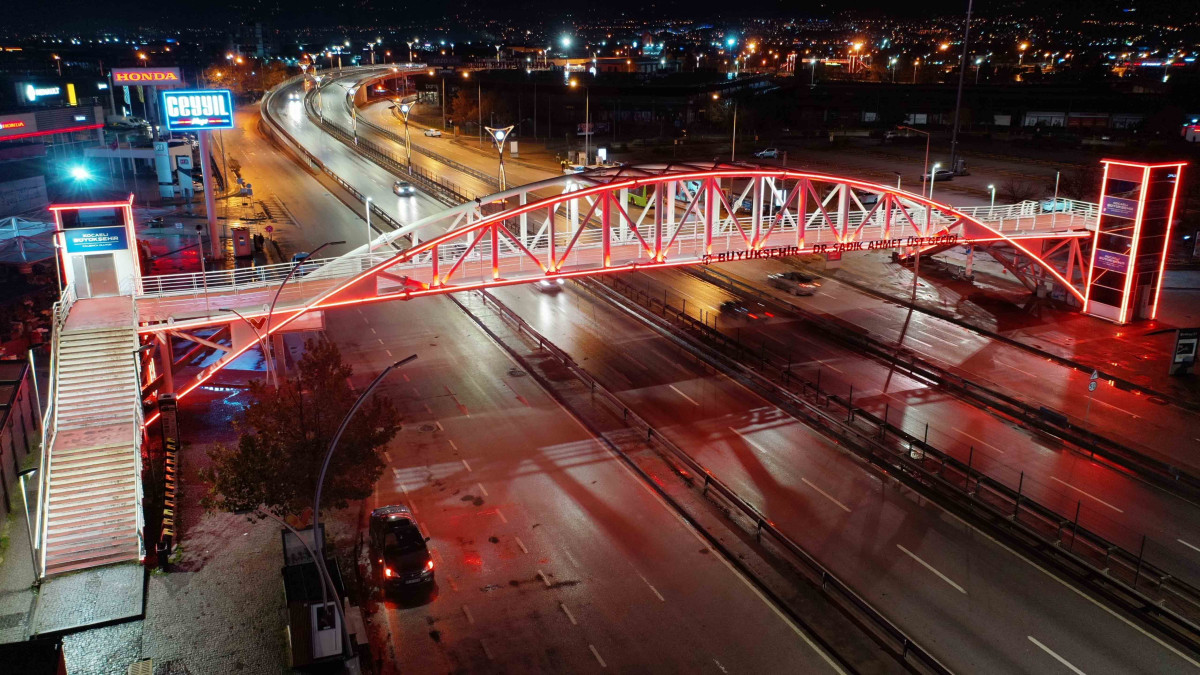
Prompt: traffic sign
<box><xmin>265</xmin><ymin>225</ymin><xmax>274</xmax><ymax>233</ymax></box>
<box><xmin>1088</xmin><ymin>381</ymin><xmax>1098</xmax><ymax>392</ymax></box>
<box><xmin>1090</xmin><ymin>370</ymin><xmax>1099</xmax><ymax>381</ymax></box>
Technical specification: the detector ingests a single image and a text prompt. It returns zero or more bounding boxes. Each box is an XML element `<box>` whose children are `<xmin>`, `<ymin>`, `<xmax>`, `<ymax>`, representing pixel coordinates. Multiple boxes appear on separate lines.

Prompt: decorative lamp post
<box><xmin>485</xmin><ymin>125</ymin><xmax>514</xmax><ymax>190</ymax></box>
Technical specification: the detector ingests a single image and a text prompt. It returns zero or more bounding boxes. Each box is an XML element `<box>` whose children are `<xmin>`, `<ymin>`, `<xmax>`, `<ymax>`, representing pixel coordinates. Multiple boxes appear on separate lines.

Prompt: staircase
<box><xmin>41</xmin><ymin>301</ymin><xmax>144</xmax><ymax>576</ymax></box>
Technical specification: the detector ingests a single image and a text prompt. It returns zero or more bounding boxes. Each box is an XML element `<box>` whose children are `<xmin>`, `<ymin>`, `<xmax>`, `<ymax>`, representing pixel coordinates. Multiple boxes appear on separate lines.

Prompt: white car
<box><xmin>423</xmin><ymin>129</ymin><xmax>443</xmax><ymax>137</ymax></box>
<box><xmin>535</xmin><ymin>278</ymin><xmax>565</xmax><ymax>293</ymax></box>
<box><xmin>754</xmin><ymin>148</ymin><xmax>779</xmax><ymax>159</ymax></box>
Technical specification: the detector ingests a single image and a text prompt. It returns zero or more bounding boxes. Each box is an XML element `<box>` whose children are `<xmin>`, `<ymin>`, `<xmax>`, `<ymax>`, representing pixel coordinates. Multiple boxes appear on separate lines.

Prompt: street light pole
<box><xmin>264</xmin><ymin>239</ymin><xmax>345</xmax><ymax>381</ymax></box>
<box><xmin>311</xmin><ymin>355</ymin><xmax>416</xmax><ymax>658</ymax></box>
<box><xmin>1051</xmin><ymin>170</ymin><xmax>1061</xmax><ymax>228</ymax></box>
<box><xmin>220</xmin><ymin>307</ymin><xmax>278</xmax><ymax>389</ymax></box>
<box><xmin>897</xmin><ymin>125</ymin><xmax>930</xmax><ymax>197</ymax></box>
<box><xmin>988</xmin><ymin>184</ymin><xmax>996</xmax><ymax>219</ymax></box>
<box><xmin>731</xmin><ymin>100</ymin><xmax>738</xmax><ymax>162</ymax></box>
<box><xmin>365</xmin><ymin>197</ymin><xmax>373</xmax><ymax>253</ymax></box>
<box><xmin>948</xmin><ymin>0</ymin><xmax>975</xmax><ymax>177</ymax></box>
<box><xmin>397</xmin><ymin>101</ymin><xmax>412</xmax><ymax>172</ymax></box>
<box><xmin>486</xmin><ymin>125</ymin><xmax>514</xmax><ymax>190</ymax></box>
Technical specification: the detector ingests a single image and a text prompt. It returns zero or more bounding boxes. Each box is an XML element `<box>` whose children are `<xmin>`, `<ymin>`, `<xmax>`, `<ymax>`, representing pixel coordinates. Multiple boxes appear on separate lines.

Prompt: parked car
<box><xmin>563</xmin><ymin>164</ymin><xmax>586</xmax><ymax>174</ymax></box>
<box><xmin>534</xmin><ymin>278</ymin><xmax>565</xmax><ymax>293</ymax></box>
<box><xmin>922</xmin><ymin>169</ymin><xmax>954</xmax><ymax>182</ymax></box>
<box><xmin>754</xmin><ymin>148</ymin><xmax>780</xmax><ymax>159</ymax></box>
<box><xmin>423</xmin><ymin>129</ymin><xmax>443</xmax><ymax>137</ymax></box>
<box><xmin>767</xmin><ymin>271</ymin><xmax>819</xmax><ymax>296</ymax></box>
<box><xmin>393</xmin><ymin>180</ymin><xmax>415</xmax><ymax>196</ymax></box>
<box><xmin>291</xmin><ymin>252</ymin><xmax>320</xmax><ymax>276</ymax></box>
<box><xmin>1040</xmin><ymin>198</ymin><xmax>1071</xmax><ymax>212</ymax></box>
<box><xmin>853</xmin><ymin>190</ymin><xmax>879</xmax><ymax>206</ymax></box>
<box><xmin>719</xmin><ymin>299</ymin><xmax>774</xmax><ymax>321</ymax></box>
<box><xmin>369</xmin><ymin>505</ymin><xmax>434</xmax><ymax>590</ymax></box>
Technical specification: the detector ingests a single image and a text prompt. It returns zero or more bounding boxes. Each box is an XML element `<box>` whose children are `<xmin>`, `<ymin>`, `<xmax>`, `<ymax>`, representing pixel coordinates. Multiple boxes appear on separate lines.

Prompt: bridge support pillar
<box><xmin>157</xmin><ymin>333</ymin><xmax>174</xmax><ymax>395</ymax></box>
<box><xmin>618</xmin><ymin>188</ymin><xmax>629</xmax><ymax>242</ymax></box>
<box><xmin>519</xmin><ymin>192</ymin><xmax>528</xmax><ymax>245</ymax></box>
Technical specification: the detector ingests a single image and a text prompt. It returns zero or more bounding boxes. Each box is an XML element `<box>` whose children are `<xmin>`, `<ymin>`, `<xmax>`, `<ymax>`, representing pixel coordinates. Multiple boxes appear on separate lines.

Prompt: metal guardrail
<box><xmin>460</xmin><ymin>287</ymin><xmax>952</xmax><ymax>675</ymax></box>
<box><xmin>691</xmin><ymin>265</ymin><xmax>1200</xmax><ymax>496</ymax></box>
<box><xmin>35</xmin><ymin>283</ymin><xmax>77</xmax><ymax>577</ymax></box>
<box><xmin>589</xmin><ymin>272</ymin><xmax>1200</xmax><ymax>657</ymax></box>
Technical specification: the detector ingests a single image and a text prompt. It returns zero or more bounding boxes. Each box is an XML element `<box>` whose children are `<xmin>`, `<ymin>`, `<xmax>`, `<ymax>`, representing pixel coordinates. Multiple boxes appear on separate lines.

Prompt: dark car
<box><xmin>369</xmin><ymin>505</ymin><xmax>434</xmax><ymax>589</ymax></box>
<box><xmin>719</xmin><ymin>299</ymin><xmax>774</xmax><ymax>322</ymax></box>
<box><xmin>393</xmin><ymin>180</ymin><xmax>416</xmax><ymax>196</ymax></box>
<box><xmin>767</xmin><ymin>271</ymin><xmax>819</xmax><ymax>296</ymax></box>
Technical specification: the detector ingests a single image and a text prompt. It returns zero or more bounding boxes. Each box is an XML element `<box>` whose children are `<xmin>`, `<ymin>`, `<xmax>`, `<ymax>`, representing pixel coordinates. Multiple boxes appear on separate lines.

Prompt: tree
<box><xmin>201</xmin><ymin>337</ymin><xmax>401</xmax><ymax>520</ymax></box>
<box><xmin>1000</xmin><ymin>178</ymin><xmax>1040</xmax><ymax>203</ymax></box>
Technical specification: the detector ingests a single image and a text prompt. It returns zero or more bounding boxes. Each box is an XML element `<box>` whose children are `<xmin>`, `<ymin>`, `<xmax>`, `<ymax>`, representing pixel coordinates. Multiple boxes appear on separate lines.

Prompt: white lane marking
<box><xmin>377</xmin><ymin>338</ymin><xmax>384</xmax><ymax>345</ymax></box>
<box><xmin>461</xmin><ymin>458</ymin><xmax>472</xmax><ymax>472</ymax></box>
<box><xmin>560</xmin><ymin>603</ymin><xmax>578</xmax><ymax>625</ymax></box>
<box><xmin>639</xmin><ymin>574</ymin><xmax>665</xmax><ymax>602</ymax></box>
<box><xmin>544</xmin><ymin>392</ymin><xmax>846</xmax><ymax>673</ymax></box>
<box><xmin>370</xmin><ymin>327</ymin><xmax>378</xmax><ymax>335</ymax></box>
<box><xmin>1178</xmin><ymin>539</ymin><xmax>1200</xmax><ymax>555</ymax></box>
<box><xmin>562</xmin><ymin>547</ymin><xmax>581</xmax><ymax>569</ymax></box>
<box><xmin>385</xmin><ymin>349</ymin><xmax>393</xmax><ymax>357</ymax></box>
<box><xmin>435</xmin><ymin>421</ymin><xmax>444</xmax><ymax>431</ymax></box>
<box><xmin>423</xmin><ymin>403</ymin><xmax>433</xmax><ymax>414</ymax></box>
<box><xmin>995</xmin><ymin>358</ymin><xmax>1040</xmax><ymax>379</ymax></box>
<box><xmin>1049</xmin><ymin>477</ymin><xmax>1124</xmax><ymax>513</ymax></box>
<box><xmin>382</xmin><ymin>451</ymin><xmax>392</xmax><ymax>463</ymax></box>
<box><xmin>713</xmin><ymin>659</ymin><xmax>729</xmax><ymax>673</ymax></box>
<box><xmin>462</xmin><ymin>605</ymin><xmax>475</xmax><ymax>625</ymax></box>
<box><xmin>412</xmin><ymin>387</ymin><xmax>420</xmax><ymax>396</ymax></box>
<box><xmin>589</xmin><ymin>644</ymin><xmax>607</xmax><ymax>668</ymax></box>
<box><xmin>398</xmin><ymin>483</ymin><xmax>417</xmax><ymax>514</ymax></box>
<box><xmin>537</xmin><ymin>569</ymin><xmax>551</xmax><ymax>587</ymax></box>
<box><xmin>495</xmin><ymin>508</ymin><xmax>508</xmax><ymax>524</ymax></box>
<box><xmin>447</xmin><ymin>576</ymin><xmax>458</xmax><ymax>592</ymax></box>
<box><xmin>801</xmin><ymin>477</ymin><xmax>852</xmax><ymax>513</ymax></box>
<box><xmin>668</xmin><ymin>384</ymin><xmax>700</xmax><ymax>406</ymax></box>
<box><xmin>817</xmin><ymin>359</ymin><xmax>843</xmax><ymax>373</ymax></box>
<box><xmin>480</xmin><ymin>638</ymin><xmax>494</xmax><ymax>660</ymax></box>
<box><xmin>402</xmin><ymin>373</ymin><xmax>410</xmax><ymax>382</ymax></box>
<box><xmin>477</xmin><ymin>482</ymin><xmax>489</xmax><ymax>497</ymax></box>
<box><xmin>951</xmin><ymin>427</ymin><xmax>1006</xmax><ymax>454</ymax></box>
<box><xmin>896</xmin><ymin>544</ymin><xmax>966</xmax><ymax>594</ymax></box>
<box><xmin>514</xmin><ymin>536</ymin><xmax>528</xmax><ymax>554</ymax></box>
<box><xmin>1028</xmin><ymin>636</ymin><xmax>1087</xmax><ymax>675</ymax></box>
<box><xmin>730</xmin><ymin>427</ymin><xmax>768</xmax><ymax>453</ymax></box>
<box><xmin>449</xmin><ymin>440</ymin><xmax>459</xmax><ymax>452</ymax></box>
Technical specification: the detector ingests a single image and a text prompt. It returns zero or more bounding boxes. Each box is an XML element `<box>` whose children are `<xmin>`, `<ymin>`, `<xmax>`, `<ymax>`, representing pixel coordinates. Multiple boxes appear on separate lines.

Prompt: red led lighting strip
<box><xmin>140</xmin><ymin>168</ymin><xmax>1090</xmax><ymax>419</ymax></box>
<box><xmin>0</xmin><ymin>123</ymin><xmax>102</xmax><ymax>143</ymax></box>
<box><xmin>1150</xmin><ymin>164</ymin><xmax>1186</xmax><ymax>320</ymax></box>
<box><xmin>1117</xmin><ymin>166</ymin><xmax>1152</xmax><ymax>324</ymax></box>
<box><xmin>1082</xmin><ymin>163</ymin><xmax>1111</xmax><ymax>313</ymax></box>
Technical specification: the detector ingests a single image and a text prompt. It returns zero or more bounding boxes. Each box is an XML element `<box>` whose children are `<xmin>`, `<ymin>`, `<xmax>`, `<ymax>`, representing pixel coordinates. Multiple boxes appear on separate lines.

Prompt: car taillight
<box><xmin>384</xmin><ymin>567</ymin><xmax>394</xmax><ymax>578</ymax></box>
<box><xmin>425</xmin><ymin>559</ymin><xmax>434</xmax><ymax>572</ymax></box>
<box><xmin>747</xmin><ymin>313</ymin><xmax>758</xmax><ymax>319</ymax></box>
<box><xmin>765</xmin><ymin>312</ymin><xmax>775</xmax><ymax>318</ymax></box>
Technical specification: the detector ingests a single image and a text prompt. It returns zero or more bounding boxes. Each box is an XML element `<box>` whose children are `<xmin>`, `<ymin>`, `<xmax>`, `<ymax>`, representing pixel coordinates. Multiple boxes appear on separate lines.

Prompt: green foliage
<box><xmin>200</xmin><ymin>337</ymin><xmax>401</xmax><ymax>520</ymax></box>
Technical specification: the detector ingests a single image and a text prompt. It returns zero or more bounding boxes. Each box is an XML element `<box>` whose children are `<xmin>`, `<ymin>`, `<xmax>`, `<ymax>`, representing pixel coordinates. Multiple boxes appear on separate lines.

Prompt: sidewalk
<box><xmin>811</xmin><ymin>248</ymin><xmax>1200</xmax><ymax>409</ymax></box>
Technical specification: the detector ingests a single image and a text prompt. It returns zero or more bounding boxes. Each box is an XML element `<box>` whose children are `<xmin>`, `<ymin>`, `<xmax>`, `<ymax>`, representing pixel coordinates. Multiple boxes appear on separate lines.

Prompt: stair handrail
<box><xmin>36</xmin><ymin>283</ymin><xmax>77</xmax><ymax>577</ymax></box>
<box><xmin>129</xmin><ymin>292</ymin><xmax>146</xmax><ymax>562</ymax></box>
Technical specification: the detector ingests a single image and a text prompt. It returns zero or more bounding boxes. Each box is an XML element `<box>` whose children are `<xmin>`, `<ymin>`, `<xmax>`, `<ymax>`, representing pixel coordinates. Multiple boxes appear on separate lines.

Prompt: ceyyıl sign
<box><xmin>161</xmin><ymin>89</ymin><xmax>234</xmax><ymax>132</ymax></box>
<box><xmin>63</xmin><ymin>227</ymin><xmax>129</xmax><ymax>253</ymax></box>
<box><xmin>111</xmin><ymin>67</ymin><xmax>182</xmax><ymax>84</ymax></box>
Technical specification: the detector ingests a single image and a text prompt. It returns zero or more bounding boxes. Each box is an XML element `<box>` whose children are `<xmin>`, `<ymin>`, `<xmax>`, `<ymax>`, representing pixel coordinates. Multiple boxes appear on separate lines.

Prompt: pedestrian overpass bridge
<box><xmin>36</xmin><ymin>162</ymin><xmax>1097</xmax><ymax>577</ymax></box>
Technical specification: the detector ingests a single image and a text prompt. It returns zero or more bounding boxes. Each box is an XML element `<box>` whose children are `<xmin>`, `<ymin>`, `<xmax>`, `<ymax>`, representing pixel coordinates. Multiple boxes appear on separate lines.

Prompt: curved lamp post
<box><xmin>219</xmin><ymin>306</ymin><xmax>278</xmax><ymax>389</ymax></box>
<box><xmin>263</xmin><ymin>239</ymin><xmax>345</xmax><ymax>385</ymax></box>
<box><xmin>311</xmin><ymin>354</ymin><xmax>417</xmax><ymax>657</ymax></box>
<box><xmin>485</xmin><ymin>125</ymin><xmax>513</xmax><ymax>190</ymax></box>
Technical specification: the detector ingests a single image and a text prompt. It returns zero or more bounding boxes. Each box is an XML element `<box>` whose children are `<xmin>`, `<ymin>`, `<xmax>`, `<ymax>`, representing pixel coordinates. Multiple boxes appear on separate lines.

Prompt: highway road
<box><xmin>229</xmin><ymin>95</ymin><xmax>845</xmax><ymax>671</ymax></box>
<box><xmin>253</xmin><ymin>69</ymin><xmax>1200</xmax><ymax>672</ymax></box>
<box><xmin>486</xmin><ymin>279</ymin><xmax>1200</xmax><ymax>674</ymax></box>
<box><xmin>618</xmin><ymin>266</ymin><xmax>1200</xmax><ymax>592</ymax></box>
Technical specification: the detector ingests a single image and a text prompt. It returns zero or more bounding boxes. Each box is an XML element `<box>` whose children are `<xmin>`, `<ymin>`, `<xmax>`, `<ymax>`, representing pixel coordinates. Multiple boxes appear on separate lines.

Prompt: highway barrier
<box><xmin>452</xmin><ymin>286</ymin><xmax>953</xmax><ymax>675</ymax></box>
<box><xmin>586</xmin><ymin>271</ymin><xmax>1200</xmax><ymax>659</ymax></box>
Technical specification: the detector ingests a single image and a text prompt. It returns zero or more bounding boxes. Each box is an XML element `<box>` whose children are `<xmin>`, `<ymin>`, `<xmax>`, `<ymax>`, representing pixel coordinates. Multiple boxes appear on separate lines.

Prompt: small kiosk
<box><xmin>48</xmin><ymin>193</ymin><xmax>140</xmax><ymax>299</ymax></box>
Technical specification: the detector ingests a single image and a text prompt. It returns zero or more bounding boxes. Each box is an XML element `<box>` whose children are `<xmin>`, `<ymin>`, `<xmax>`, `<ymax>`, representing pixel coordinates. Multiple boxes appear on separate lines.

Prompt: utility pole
<box><xmin>730</xmin><ymin>100</ymin><xmax>738</xmax><ymax>162</ymax></box>
<box><xmin>948</xmin><ymin>0</ymin><xmax>974</xmax><ymax>176</ymax></box>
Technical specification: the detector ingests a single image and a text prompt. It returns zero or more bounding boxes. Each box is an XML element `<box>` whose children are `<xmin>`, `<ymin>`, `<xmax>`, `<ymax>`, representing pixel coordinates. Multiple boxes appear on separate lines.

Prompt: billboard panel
<box><xmin>111</xmin><ymin>67</ymin><xmax>183</xmax><ymax>85</ymax></box>
<box><xmin>161</xmin><ymin>89</ymin><xmax>235</xmax><ymax>132</ymax></box>
<box><xmin>63</xmin><ymin>226</ymin><xmax>129</xmax><ymax>253</ymax></box>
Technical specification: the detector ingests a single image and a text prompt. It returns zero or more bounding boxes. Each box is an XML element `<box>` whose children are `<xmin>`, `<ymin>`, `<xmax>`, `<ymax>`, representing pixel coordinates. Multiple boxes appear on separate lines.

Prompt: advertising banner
<box><xmin>111</xmin><ymin>68</ymin><xmax>183</xmax><ymax>85</ymax></box>
<box><xmin>1101</xmin><ymin>196</ymin><xmax>1139</xmax><ymax>219</ymax></box>
<box><xmin>63</xmin><ymin>226</ymin><xmax>129</xmax><ymax>253</ymax></box>
<box><xmin>161</xmin><ymin>89</ymin><xmax>235</xmax><ymax>131</ymax></box>
<box><xmin>1094</xmin><ymin>249</ymin><xmax>1130</xmax><ymax>273</ymax></box>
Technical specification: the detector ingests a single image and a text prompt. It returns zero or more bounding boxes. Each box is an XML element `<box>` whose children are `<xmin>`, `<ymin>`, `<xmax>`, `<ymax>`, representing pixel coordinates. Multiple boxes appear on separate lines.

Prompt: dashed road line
<box><xmin>449</xmin><ymin>440</ymin><xmax>459</xmax><ymax>452</ymax></box>
<box><xmin>477</xmin><ymin>482</ymin><xmax>489</xmax><ymax>497</ymax></box>
<box><xmin>897</xmin><ymin>544</ymin><xmax>966</xmax><ymax>594</ymax></box>
<box><xmin>480</xmin><ymin>639</ymin><xmax>494</xmax><ymax>660</ymax></box>
<box><xmin>495</xmin><ymin>508</ymin><xmax>508</xmax><ymax>524</ymax></box>
<box><xmin>514</xmin><ymin>536</ymin><xmax>529</xmax><ymax>554</ymax></box>
<box><xmin>537</xmin><ymin>569</ymin><xmax>551</xmax><ymax>587</ymax></box>
<box><xmin>1178</xmin><ymin>539</ymin><xmax>1200</xmax><ymax>555</ymax></box>
<box><xmin>447</xmin><ymin>576</ymin><xmax>458</xmax><ymax>592</ymax></box>
<box><xmin>385</xmin><ymin>349</ymin><xmax>393</xmax><ymax>357</ymax></box>
<box><xmin>1028</xmin><ymin>636</ymin><xmax>1087</xmax><ymax>674</ymax></box>
<box><xmin>639</xmin><ymin>574</ymin><xmax>665</xmax><ymax>601</ymax></box>
<box><xmin>589</xmin><ymin>644</ymin><xmax>607</xmax><ymax>668</ymax></box>
<box><xmin>560</xmin><ymin>603</ymin><xmax>578</xmax><ymax>625</ymax></box>
<box><xmin>382</xmin><ymin>451</ymin><xmax>392</xmax><ymax>463</ymax></box>
<box><xmin>668</xmin><ymin>384</ymin><xmax>700</xmax><ymax>406</ymax></box>
<box><xmin>435</xmin><ymin>421</ymin><xmax>444</xmax><ymax>431</ymax></box>
<box><xmin>462</xmin><ymin>604</ymin><xmax>475</xmax><ymax>625</ymax></box>
<box><xmin>951</xmin><ymin>427</ymin><xmax>1006</xmax><ymax>454</ymax></box>
<box><xmin>801</xmin><ymin>477</ymin><xmax>852</xmax><ymax>513</ymax></box>
<box><xmin>1049</xmin><ymin>476</ymin><xmax>1124</xmax><ymax>513</ymax></box>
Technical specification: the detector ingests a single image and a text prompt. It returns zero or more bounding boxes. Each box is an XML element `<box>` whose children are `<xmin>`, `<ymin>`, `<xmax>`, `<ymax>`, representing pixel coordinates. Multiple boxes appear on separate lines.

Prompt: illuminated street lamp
<box><xmin>889</xmin><ymin>57</ymin><xmax>898</xmax><ymax>83</ymax></box>
<box><xmin>975</xmin><ymin>57</ymin><xmax>984</xmax><ymax>83</ymax></box>
<box><xmin>988</xmin><ymin>184</ymin><xmax>996</xmax><ymax>218</ymax></box>
<box><xmin>396</xmin><ymin>101</ymin><xmax>412</xmax><ymax>171</ymax></box>
<box><xmin>52</xmin><ymin>54</ymin><xmax>62</xmax><ymax>76</ymax></box>
<box><xmin>485</xmin><ymin>125</ymin><xmax>514</xmax><ymax>190</ymax></box>
<box><xmin>561</xmin><ymin>35</ymin><xmax>572</xmax><ymax>49</ymax></box>
<box><xmin>569</xmin><ymin>78</ymin><xmax>590</xmax><ymax>165</ymax></box>
<box><xmin>929</xmin><ymin>162</ymin><xmax>942</xmax><ymax>201</ymax></box>
<box><xmin>1018</xmin><ymin>42</ymin><xmax>1029</xmax><ymax>67</ymax></box>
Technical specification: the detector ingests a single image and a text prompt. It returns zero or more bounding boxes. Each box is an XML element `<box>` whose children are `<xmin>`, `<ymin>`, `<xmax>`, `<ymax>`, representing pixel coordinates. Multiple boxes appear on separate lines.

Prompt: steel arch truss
<box><xmin>136</xmin><ymin>164</ymin><xmax>1091</xmax><ymax>411</ymax></box>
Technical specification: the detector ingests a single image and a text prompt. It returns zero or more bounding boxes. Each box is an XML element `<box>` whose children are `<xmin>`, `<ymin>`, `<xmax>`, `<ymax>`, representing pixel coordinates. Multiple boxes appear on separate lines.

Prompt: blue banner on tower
<box><xmin>161</xmin><ymin>89</ymin><xmax>235</xmax><ymax>132</ymax></box>
<box><xmin>63</xmin><ymin>226</ymin><xmax>129</xmax><ymax>253</ymax></box>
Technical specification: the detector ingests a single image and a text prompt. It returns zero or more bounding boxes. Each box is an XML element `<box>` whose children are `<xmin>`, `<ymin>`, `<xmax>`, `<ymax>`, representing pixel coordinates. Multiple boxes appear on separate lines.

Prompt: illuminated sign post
<box><xmin>1083</xmin><ymin>160</ymin><xmax>1187</xmax><ymax>324</ymax></box>
<box><xmin>111</xmin><ymin>67</ymin><xmax>182</xmax><ymax>85</ymax></box>
<box><xmin>161</xmin><ymin>89</ymin><xmax>236</xmax><ymax>258</ymax></box>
